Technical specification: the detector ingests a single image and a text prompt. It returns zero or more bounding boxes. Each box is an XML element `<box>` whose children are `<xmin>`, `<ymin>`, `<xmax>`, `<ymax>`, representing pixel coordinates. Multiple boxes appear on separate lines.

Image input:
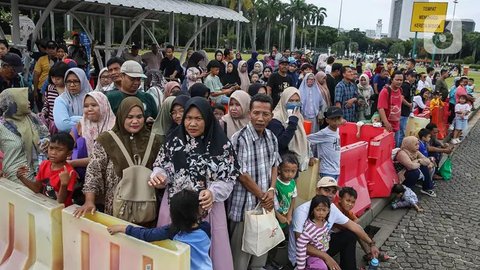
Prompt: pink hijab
<box><xmin>81</xmin><ymin>92</ymin><xmax>116</xmax><ymax>154</ymax></box>
<box><xmin>315</xmin><ymin>71</ymin><xmax>331</xmax><ymax>107</ymax></box>
<box><xmin>237</xmin><ymin>60</ymin><xmax>251</xmax><ymax>92</ymax></box>
<box><xmin>164</xmin><ymin>81</ymin><xmax>181</xmax><ymax>98</ymax></box>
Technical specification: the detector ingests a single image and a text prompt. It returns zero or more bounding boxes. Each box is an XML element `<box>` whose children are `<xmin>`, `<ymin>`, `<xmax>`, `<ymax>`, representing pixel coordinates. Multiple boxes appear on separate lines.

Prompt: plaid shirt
<box><xmin>228</xmin><ymin>123</ymin><xmax>280</xmax><ymax>222</ymax></box>
<box><xmin>334</xmin><ymin>79</ymin><xmax>358</xmax><ymax>122</ymax></box>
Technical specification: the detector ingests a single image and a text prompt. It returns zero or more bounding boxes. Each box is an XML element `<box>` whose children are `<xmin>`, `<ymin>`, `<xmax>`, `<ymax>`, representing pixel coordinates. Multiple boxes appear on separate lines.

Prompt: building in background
<box><xmin>376</xmin><ymin>19</ymin><xmax>383</xmax><ymax>39</ymax></box>
<box><xmin>389</xmin><ymin>0</ymin><xmax>417</xmax><ymax>40</ymax></box>
<box><xmin>445</xmin><ymin>19</ymin><xmax>476</xmax><ymax>33</ymax></box>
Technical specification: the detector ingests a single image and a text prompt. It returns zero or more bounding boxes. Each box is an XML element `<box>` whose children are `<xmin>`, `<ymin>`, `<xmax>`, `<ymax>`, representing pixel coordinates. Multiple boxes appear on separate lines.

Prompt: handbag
<box><xmin>242</xmin><ymin>204</ymin><xmax>285</xmax><ymax>257</ymax></box>
<box><xmin>439</xmin><ymin>156</ymin><xmax>452</xmax><ymax>181</ymax></box>
<box><xmin>108</xmin><ymin>131</ymin><xmax>157</xmax><ymax>224</ymax></box>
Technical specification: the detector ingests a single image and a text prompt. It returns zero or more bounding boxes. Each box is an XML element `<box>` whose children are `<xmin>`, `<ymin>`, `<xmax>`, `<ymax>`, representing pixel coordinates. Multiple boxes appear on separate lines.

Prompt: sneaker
<box><xmin>421</xmin><ymin>189</ymin><xmax>437</xmax><ymax>197</ymax></box>
<box><xmin>450</xmin><ymin>138</ymin><xmax>459</xmax><ymax>145</ymax></box>
<box><xmin>415</xmin><ymin>183</ymin><xmax>423</xmax><ymax>189</ymax></box>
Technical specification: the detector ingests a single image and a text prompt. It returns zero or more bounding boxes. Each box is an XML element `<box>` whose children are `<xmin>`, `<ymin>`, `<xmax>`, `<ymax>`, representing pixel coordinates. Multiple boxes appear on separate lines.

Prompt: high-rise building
<box><xmin>376</xmin><ymin>19</ymin><xmax>383</xmax><ymax>39</ymax></box>
<box><xmin>389</xmin><ymin>0</ymin><xmax>417</xmax><ymax>40</ymax></box>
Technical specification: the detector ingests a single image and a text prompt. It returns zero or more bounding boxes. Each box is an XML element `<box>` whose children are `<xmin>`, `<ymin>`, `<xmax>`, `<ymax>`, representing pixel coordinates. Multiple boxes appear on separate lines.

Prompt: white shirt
<box><xmin>416</xmin><ymin>80</ymin><xmax>431</xmax><ymax>92</ymax></box>
<box><xmin>325</xmin><ymin>64</ymin><xmax>332</xmax><ymax>75</ymax></box>
<box><xmin>288</xmin><ymin>201</ymin><xmax>349</xmax><ymax>265</ymax></box>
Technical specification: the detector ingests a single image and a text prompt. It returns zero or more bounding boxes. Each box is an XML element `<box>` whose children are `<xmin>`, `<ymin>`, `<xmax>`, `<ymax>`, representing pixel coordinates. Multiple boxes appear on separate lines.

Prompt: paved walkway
<box><xmin>379</xmin><ymin>122</ymin><xmax>480</xmax><ymax>269</ymax></box>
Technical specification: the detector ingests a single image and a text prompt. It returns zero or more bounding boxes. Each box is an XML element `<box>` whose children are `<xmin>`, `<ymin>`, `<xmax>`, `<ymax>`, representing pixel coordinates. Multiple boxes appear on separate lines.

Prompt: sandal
<box><xmin>363</xmin><ymin>252</ymin><xmax>392</xmax><ymax>262</ymax></box>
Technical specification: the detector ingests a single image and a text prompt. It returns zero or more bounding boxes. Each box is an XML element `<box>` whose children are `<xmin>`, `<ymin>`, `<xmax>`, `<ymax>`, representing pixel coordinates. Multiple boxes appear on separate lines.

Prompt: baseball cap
<box><xmin>120</xmin><ymin>60</ymin><xmax>147</xmax><ymax>78</ymax></box>
<box><xmin>324</xmin><ymin>106</ymin><xmax>343</xmax><ymax>119</ymax></box>
<box><xmin>2</xmin><ymin>53</ymin><xmax>23</xmax><ymax>73</ymax></box>
<box><xmin>279</xmin><ymin>57</ymin><xmax>289</xmax><ymax>64</ymax></box>
<box><xmin>316</xmin><ymin>176</ymin><xmax>339</xmax><ymax>189</ymax></box>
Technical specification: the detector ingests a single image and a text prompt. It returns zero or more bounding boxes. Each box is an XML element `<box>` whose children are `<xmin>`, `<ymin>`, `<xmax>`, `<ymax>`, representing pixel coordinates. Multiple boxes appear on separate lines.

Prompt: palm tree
<box><xmin>228</xmin><ymin>0</ymin><xmax>254</xmax><ymax>50</ymax></box>
<box><xmin>311</xmin><ymin>5</ymin><xmax>327</xmax><ymax>48</ymax></box>
<box><xmin>258</xmin><ymin>0</ymin><xmax>283</xmax><ymax>51</ymax></box>
<box><xmin>287</xmin><ymin>0</ymin><xmax>308</xmax><ymax>50</ymax></box>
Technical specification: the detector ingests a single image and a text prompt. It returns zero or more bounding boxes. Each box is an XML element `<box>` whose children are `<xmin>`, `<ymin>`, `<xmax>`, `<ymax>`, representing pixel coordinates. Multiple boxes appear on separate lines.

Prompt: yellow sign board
<box><xmin>410</xmin><ymin>2</ymin><xmax>448</xmax><ymax>33</ymax></box>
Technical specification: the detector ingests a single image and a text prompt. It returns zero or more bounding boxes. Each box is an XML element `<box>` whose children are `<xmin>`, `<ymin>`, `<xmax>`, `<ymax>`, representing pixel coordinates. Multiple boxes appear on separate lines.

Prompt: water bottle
<box><xmin>368</xmin><ymin>258</ymin><xmax>379</xmax><ymax>270</ymax></box>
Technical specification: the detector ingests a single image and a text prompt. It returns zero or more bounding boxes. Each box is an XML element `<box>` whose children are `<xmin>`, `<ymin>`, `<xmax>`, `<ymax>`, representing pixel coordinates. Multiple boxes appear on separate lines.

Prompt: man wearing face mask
<box><xmin>106</xmin><ymin>60</ymin><xmax>158</xmax><ymax>122</ymax></box>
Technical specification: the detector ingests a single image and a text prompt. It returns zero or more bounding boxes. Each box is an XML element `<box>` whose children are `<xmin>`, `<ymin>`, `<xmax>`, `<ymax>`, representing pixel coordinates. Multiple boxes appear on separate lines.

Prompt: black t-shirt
<box><xmin>401</xmin><ymin>81</ymin><xmax>414</xmax><ymax>117</ymax></box>
<box><xmin>160</xmin><ymin>57</ymin><xmax>182</xmax><ymax>79</ymax></box>
<box><xmin>326</xmin><ymin>74</ymin><xmax>337</xmax><ymax>105</ymax></box>
<box><xmin>267</xmin><ymin>72</ymin><xmax>292</xmax><ymax>108</ymax></box>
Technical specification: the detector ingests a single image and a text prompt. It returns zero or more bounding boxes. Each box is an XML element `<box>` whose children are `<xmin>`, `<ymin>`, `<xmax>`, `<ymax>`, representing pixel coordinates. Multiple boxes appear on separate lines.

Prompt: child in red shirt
<box><xmin>17</xmin><ymin>132</ymin><xmax>77</xmax><ymax>206</ymax></box>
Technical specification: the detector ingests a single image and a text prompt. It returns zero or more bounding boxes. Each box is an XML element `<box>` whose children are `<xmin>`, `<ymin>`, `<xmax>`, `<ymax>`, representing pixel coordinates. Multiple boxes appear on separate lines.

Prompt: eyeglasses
<box><xmin>66</xmin><ymin>80</ymin><xmax>80</xmax><ymax>86</ymax></box>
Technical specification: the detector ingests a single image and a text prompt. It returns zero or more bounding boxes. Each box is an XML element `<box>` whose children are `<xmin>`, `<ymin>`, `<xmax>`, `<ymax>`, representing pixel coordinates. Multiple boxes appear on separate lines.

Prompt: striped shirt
<box><xmin>228</xmin><ymin>122</ymin><xmax>280</xmax><ymax>222</ymax></box>
<box><xmin>296</xmin><ymin>219</ymin><xmax>330</xmax><ymax>270</ymax></box>
<box><xmin>42</xmin><ymin>84</ymin><xmax>60</xmax><ymax>122</ymax></box>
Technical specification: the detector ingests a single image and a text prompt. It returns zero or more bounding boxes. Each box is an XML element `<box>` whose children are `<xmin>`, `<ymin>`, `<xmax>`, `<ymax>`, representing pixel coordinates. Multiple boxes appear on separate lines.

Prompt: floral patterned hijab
<box><xmin>153</xmin><ymin>97</ymin><xmax>240</xmax><ymax>199</ymax></box>
<box><xmin>80</xmin><ymin>92</ymin><xmax>116</xmax><ymax>154</ymax></box>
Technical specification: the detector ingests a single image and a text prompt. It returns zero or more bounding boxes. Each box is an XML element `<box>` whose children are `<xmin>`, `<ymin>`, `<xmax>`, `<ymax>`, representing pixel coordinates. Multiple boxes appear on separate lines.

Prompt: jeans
<box><xmin>320</xmin><ymin>173</ymin><xmax>339</xmax><ymax>180</ymax></box>
<box><xmin>327</xmin><ymin>230</ymin><xmax>358</xmax><ymax>270</ymax></box>
<box><xmin>396</xmin><ymin>116</ymin><xmax>409</xmax><ymax>148</ymax></box>
<box><xmin>403</xmin><ymin>165</ymin><xmax>434</xmax><ymax>191</ymax></box>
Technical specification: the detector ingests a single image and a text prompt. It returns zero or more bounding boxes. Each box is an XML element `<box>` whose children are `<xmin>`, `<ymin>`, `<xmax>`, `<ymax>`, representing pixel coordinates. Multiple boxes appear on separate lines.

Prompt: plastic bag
<box><xmin>439</xmin><ymin>157</ymin><xmax>452</xmax><ymax>181</ymax></box>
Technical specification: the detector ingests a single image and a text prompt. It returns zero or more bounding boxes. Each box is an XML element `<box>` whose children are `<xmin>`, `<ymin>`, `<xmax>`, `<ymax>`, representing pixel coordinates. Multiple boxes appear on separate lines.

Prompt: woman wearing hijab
<box><xmin>163</xmin><ymin>81</ymin><xmax>182</xmax><ymax>98</ymax></box>
<box><xmin>357</xmin><ymin>74</ymin><xmax>374</xmax><ymax>120</ymax></box>
<box><xmin>315</xmin><ymin>71</ymin><xmax>331</xmax><ymax>108</ymax></box>
<box><xmin>150</xmin><ymin>97</ymin><xmax>240</xmax><ymax>270</ymax></box>
<box><xmin>247</xmin><ymin>83</ymin><xmax>267</xmax><ymax>96</ymax></box>
<box><xmin>395</xmin><ymin>136</ymin><xmax>436</xmax><ymax>197</ymax></box>
<box><xmin>221</xmin><ymin>62</ymin><xmax>241</xmax><ymax>87</ymax></box>
<box><xmin>75</xmin><ymin>97</ymin><xmax>163</xmax><ymax>218</ymax></box>
<box><xmin>246</xmin><ymin>51</ymin><xmax>259</xmax><ymax>73</ymax></box>
<box><xmin>94</xmin><ymin>67</ymin><xmax>112</xmax><ymax>92</ymax></box>
<box><xmin>220</xmin><ymin>90</ymin><xmax>251</xmax><ymax>139</ymax></box>
<box><xmin>364</xmin><ymin>63</ymin><xmax>373</xmax><ymax>81</ymax></box>
<box><xmin>145</xmin><ymin>69</ymin><xmax>166</xmax><ymax>111</ymax></box>
<box><xmin>232</xmin><ymin>52</ymin><xmax>242</xmax><ymax>67</ymax></box>
<box><xmin>267</xmin><ymin>87</ymin><xmax>310</xmax><ymax>171</ymax></box>
<box><xmin>152</xmin><ymin>96</ymin><xmax>175</xmax><ymax>139</ymax></box>
<box><xmin>53</xmin><ymin>68</ymin><xmax>91</xmax><ymax>132</ymax></box>
<box><xmin>68</xmin><ymin>92</ymin><xmax>116</xmax><ymax>178</ymax></box>
<box><xmin>190</xmin><ymin>82</ymin><xmax>211</xmax><ymax>99</ymax></box>
<box><xmin>0</xmin><ymin>88</ymin><xmax>49</xmax><ymax>183</ymax></box>
<box><xmin>259</xmin><ymin>66</ymin><xmax>273</xmax><ymax>85</ymax></box>
<box><xmin>185</xmin><ymin>52</ymin><xmax>205</xmax><ymax>90</ymax></box>
<box><xmin>198</xmin><ymin>50</ymin><xmax>209</xmax><ymax>71</ymax></box>
<box><xmin>250</xmin><ymin>61</ymin><xmax>264</xmax><ymax>77</ymax></box>
<box><xmin>237</xmin><ymin>60</ymin><xmax>250</xmax><ymax>92</ymax></box>
<box><xmin>214</xmin><ymin>50</ymin><xmax>226</xmax><ymax>78</ymax></box>
<box><xmin>167</xmin><ymin>95</ymin><xmax>190</xmax><ymax>137</ymax></box>
<box><xmin>299</xmin><ymin>73</ymin><xmax>325</xmax><ymax>133</ymax></box>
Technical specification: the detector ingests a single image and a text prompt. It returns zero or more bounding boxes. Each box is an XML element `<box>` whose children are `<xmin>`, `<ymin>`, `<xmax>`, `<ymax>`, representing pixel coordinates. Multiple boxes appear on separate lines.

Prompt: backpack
<box><xmin>108</xmin><ymin>131</ymin><xmax>157</xmax><ymax>224</ymax></box>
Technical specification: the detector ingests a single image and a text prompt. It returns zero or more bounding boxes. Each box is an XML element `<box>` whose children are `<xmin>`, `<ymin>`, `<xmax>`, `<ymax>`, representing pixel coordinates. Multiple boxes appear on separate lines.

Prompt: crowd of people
<box><xmin>0</xmin><ymin>36</ymin><xmax>475</xmax><ymax>270</ymax></box>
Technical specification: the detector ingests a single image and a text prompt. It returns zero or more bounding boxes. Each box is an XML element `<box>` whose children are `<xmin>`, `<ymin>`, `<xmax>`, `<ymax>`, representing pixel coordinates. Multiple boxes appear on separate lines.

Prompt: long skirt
<box><xmin>157</xmin><ymin>193</ymin><xmax>234</xmax><ymax>270</ymax></box>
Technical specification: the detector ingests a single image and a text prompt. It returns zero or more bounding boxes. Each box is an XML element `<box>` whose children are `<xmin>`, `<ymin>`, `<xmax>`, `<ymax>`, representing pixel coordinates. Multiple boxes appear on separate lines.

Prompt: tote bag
<box><xmin>242</xmin><ymin>204</ymin><xmax>285</xmax><ymax>257</ymax></box>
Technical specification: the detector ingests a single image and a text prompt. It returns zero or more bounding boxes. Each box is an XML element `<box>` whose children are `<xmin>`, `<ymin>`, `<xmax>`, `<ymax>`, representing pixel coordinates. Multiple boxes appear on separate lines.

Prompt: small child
<box><xmin>267</xmin><ymin>153</ymin><xmax>299</xmax><ymax>269</ymax></box>
<box><xmin>466</xmin><ymin>78</ymin><xmax>475</xmax><ymax>94</ymax></box>
<box><xmin>212</xmin><ymin>104</ymin><xmax>226</xmax><ymax>121</ymax></box>
<box><xmin>16</xmin><ymin>132</ymin><xmax>77</xmax><ymax>206</ymax></box>
<box><xmin>296</xmin><ymin>195</ymin><xmax>331</xmax><ymax>270</ymax></box>
<box><xmin>308</xmin><ymin>107</ymin><xmax>343</xmax><ymax>180</ymax></box>
<box><xmin>391</xmin><ymin>184</ymin><xmax>423</xmax><ymax>212</ymax></box>
<box><xmin>429</xmin><ymin>91</ymin><xmax>444</xmax><ymax>111</ymax></box>
<box><xmin>108</xmin><ymin>189</ymin><xmax>213</xmax><ymax>270</ymax></box>
<box><xmin>451</xmin><ymin>95</ymin><xmax>471</xmax><ymax>144</ymax></box>
<box><xmin>250</xmin><ymin>72</ymin><xmax>260</xmax><ymax>84</ymax></box>
<box><xmin>417</xmin><ymin>128</ymin><xmax>431</xmax><ymax>158</ymax></box>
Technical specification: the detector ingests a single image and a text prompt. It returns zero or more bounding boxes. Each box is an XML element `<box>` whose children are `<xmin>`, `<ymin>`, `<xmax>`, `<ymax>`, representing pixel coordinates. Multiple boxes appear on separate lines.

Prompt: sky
<box><xmin>306</xmin><ymin>0</ymin><xmax>480</xmax><ymax>33</ymax></box>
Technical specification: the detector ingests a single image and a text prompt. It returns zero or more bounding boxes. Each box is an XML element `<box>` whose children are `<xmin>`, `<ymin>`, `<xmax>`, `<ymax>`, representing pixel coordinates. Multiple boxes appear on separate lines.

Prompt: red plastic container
<box><xmin>303</xmin><ymin>120</ymin><xmax>312</xmax><ymax>135</ymax></box>
<box><xmin>338</xmin><ymin>141</ymin><xmax>371</xmax><ymax>216</ymax></box>
<box><xmin>366</xmin><ymin>132</ymin><xmax>399</xmax><ymax>198</ymax></box>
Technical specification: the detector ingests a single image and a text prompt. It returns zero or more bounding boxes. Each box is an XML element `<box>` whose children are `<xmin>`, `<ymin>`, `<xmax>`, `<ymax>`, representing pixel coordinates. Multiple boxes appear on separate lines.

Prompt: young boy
<box><xmin>205</xmin><ymin>60</ymin><xmax>235</xmax><ymax>105</ymax></box>
<box><xmin>16</xmin><ymin>132</ymin><xmax>77</xmax><ymax>206</ymax></box>
<box><xmin>213</xmin><ymin>104</ymin><xmax>226</xmax><ymax>121</ymax></box>
<box><xmin>391</xmin><ymin>184</ymin><xmax>423</xmax><ymax>212</ymax></box>
<box><xmin>466</xmin><ymin>78</ymin><xmax>475</xmax><ymax>94</ymax></box>
<box><xmin>429</xmin><ymin>91</ymin><xmax>444</xmax><ymax>111</ymax></box>
<box><xmin>308</xmin><ymin>106</ymin><xmax>343</xmax><ymax>180</ymax></box>
<box><xmin>451</xmin><ymin>95</ymin><xmax>471</xmax><ymax>144</ymax></box>
<box><xmin>417</xmin><ymin>128</ymin><xmax>431</xmax><ymax>157</ymax></box>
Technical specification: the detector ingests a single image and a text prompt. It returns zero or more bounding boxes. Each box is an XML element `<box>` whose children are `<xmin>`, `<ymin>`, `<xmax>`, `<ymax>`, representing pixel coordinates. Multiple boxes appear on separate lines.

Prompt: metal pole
<box><xmin>50</xmin><ymin>12</ymin><xmax>55</xmax><ymax>40</ymax></box>
<box><xmin>169</xmin><ymin>12</ymin><xmax>175</xmax><ymax>46</ymax></box>
<box><xmin>412</xmin><ymin>32</ymin><xmax>418</xmax><ymax>58</ymax></box>
<box><xmin>105</xmin><ymin>4</ymin><xmax>112</xmax><ymax>63</ymax></box>
<box><xmin>11</xmin><ymin>0</ymin><xmax>21</xmax><ymax>45</ymax></box>
<box><xmin>337</xmin><ymin>0</ymin><xmax>343</xmax><ymax>35</ymax></box>
<box><xmin>236</xmin><ymin>0</ymin><xmax>242</xmax><ymax>51</ymax></box>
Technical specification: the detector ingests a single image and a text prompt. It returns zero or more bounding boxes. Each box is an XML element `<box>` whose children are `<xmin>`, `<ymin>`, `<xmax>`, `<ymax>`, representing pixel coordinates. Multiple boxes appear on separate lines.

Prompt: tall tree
<box><xmin>310</xmin><ymin>5</ymin><xmax>327</xmax><ymax>48</ymax></box>
<box><xmin>287</xmin><ymin>0</ymin><xmax>308</xmax><ymax>50</ymax></box>
<box><xmin>258</xmin><ymin>0</ymin><xmax>282</xmax><ymax>51</ymax></box>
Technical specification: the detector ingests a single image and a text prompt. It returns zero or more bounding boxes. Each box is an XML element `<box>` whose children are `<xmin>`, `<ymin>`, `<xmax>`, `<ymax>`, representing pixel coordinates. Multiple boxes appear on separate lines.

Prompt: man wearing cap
<box><xmin>106</xmin><ymin>60</ymin><xmax>158</xmax><ymax>120</ymax></box>
<box><xmin>288</xmin><ymin>177</ymin><xmax>380</xmax><ymax>270</ymax></box>
<box><xmin>33</xmin><ymin>40</ymin><xmax>58</xmax><ymax>109</ymax></box>
<box><xmin>267</xmin><ymin>57</ymin><xmax>292</xmax><ymax>108</ymax></box>
<box><xmin>123</xmin><ymin>45</ymin><xmax>142</xmax><ymax>64</ymax></box>
<box><xmin>0</xmin><ymin>53</ymin><xmax>24</xmax><ymax>92</ymax></box>
<box><xmin>435</xmin><ymin>69</ymin><xmax>450</xmax><ymax>101</ymax></box>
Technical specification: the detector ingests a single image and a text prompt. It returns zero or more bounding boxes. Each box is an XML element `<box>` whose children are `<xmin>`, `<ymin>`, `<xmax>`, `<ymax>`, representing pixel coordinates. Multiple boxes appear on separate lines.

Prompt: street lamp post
<box><xmin>337</xmin><ymin>0</ymin><xmax>343</xmax><ymax>36</ymax></box>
